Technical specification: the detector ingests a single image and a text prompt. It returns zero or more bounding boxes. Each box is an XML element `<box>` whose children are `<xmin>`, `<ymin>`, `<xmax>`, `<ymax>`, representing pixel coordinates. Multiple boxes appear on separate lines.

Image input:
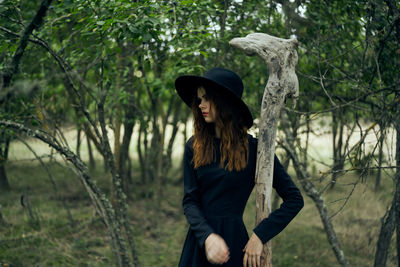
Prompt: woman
<box><xmin>175</xmin><ymin>68</ymin><xmax>304</xmax><ymax>267</ymax></box>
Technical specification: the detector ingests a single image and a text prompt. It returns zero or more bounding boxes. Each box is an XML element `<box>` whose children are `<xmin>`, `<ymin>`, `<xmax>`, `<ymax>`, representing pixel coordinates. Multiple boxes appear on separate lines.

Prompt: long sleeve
<box><xmin>182</xmin><ymin>138</ymin><xmax>215</xmax><ymax>248</ymax></box>
<box><xmin>253</xmin><ymin>154</ymin><xmax>304</xmax><ymax>244</ymax></box>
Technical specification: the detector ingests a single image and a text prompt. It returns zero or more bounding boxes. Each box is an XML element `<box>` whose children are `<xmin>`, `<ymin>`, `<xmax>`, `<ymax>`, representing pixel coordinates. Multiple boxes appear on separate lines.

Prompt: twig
<box><xmin>17</xmin><ymin>136</ymin><xmax>75</xmax><ymax>227</ymax></box>
<box><xmin>1</xmin><ymin>0</ymin><xmax>53</xmax><ymax>89</ymax></box>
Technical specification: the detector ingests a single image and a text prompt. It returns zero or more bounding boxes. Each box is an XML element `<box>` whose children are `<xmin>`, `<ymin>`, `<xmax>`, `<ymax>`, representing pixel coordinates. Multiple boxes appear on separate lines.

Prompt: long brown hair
<box><xmin>191</xmin><ymin>84</ymin><xmax>249</xmax><ymax>171</ymax></box>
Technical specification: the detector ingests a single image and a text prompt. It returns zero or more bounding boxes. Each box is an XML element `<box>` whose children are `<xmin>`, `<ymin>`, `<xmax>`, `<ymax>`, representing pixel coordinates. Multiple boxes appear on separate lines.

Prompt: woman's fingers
<box><xmin>208</xmin><ymin>249</ymin><xmax>227</xmax><ymax>264</ymax></box>
<box><xmin>205</xmin><ymin>234</ymin><xmax>230</xmax><ymax>264</ymax></box>
<box><xmin>243</xmin><ymin>250</ymin><xmax>261</xmax><ymax>267</ymax></box>
<box><xmin>216</xmin><ymin>242</ymin><xmax>229</xmax><ymax>263</ymax></box>
<box><xmin>242</xmin><ymin>233</ymin><xmax>264</xmax><ymax>267</ymax></box>
<box><xmin>252</xmin><ymin>255</ymin><xmax>257</xmax><ymax>267</ymax></box>
<box><xmin>244</xmin><ymin>254</ymin><xmax>255</xmax><ymax>267</ymax></box>
<box><xmin>213</xmin><ymin>250</ymin><xmax>228</xmax><ymax>264</ymax></box>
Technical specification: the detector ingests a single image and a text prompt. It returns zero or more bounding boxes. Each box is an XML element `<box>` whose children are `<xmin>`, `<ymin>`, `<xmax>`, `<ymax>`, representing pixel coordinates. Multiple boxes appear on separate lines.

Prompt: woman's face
<box><xmin>197</xmin><ymin>87</ymin><xmax>216</xmax><ymax>123</ymax></box>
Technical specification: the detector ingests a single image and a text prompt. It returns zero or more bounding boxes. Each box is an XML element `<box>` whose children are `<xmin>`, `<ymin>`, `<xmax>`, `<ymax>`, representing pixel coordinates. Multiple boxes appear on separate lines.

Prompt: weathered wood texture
<box><xmin>230</xmin><ymin>33</ymin><xmax>299</xmax><ymax>267</ymax></box>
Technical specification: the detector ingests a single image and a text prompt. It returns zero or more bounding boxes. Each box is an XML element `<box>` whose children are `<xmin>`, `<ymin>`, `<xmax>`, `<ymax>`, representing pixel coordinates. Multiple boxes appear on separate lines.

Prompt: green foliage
<box><xmin>0</xmin><ymin>0</ymin><xmax>286</xmax><ymax>129</ymax></box>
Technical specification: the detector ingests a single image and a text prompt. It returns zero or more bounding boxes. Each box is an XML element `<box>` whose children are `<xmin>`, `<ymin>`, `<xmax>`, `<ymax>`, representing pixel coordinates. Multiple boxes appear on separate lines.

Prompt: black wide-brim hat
<box><xmin>174</xmin><ymin>67</ymin><xmax>253</xmax><ymax>129</ymax></box>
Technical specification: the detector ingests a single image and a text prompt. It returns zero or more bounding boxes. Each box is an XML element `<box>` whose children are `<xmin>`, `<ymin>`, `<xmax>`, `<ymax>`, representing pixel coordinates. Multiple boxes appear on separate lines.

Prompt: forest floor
<box><xmin>0</xmin><ymin>157</ymin><xmax>397</xmax><ymax>267</ymax></box>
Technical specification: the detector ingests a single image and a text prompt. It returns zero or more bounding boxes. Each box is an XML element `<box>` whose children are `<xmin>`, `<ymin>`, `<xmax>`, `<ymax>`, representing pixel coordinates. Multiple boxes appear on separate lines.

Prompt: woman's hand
<box><xmin>243</xmin><ymin>232</ymin><xmax>263</xmax><ymax>267</ymax></box>
<box><xmin>204</xmin><ymin>233</ymin><xmax>230</xmax><ymax>264</ymax></box>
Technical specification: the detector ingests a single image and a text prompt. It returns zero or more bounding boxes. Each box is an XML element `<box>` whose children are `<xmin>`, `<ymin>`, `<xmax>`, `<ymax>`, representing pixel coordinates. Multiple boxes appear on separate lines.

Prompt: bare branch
<box><xmin>0</xmin><ymin>120</ymin><xmax>131</xmax><ymax>267</ymax></box>
<box><xmin>1</xmin><ymin>0</ymin><xmax>53</xmax><ymax>90</ymax></box>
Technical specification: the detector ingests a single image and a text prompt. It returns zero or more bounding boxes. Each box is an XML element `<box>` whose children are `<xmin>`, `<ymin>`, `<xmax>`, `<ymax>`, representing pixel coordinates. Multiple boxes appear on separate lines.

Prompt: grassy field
<box><xmin>0</xmin><ymin>157</ymin><xmax>397</xmax><ymax>266</ymax></box>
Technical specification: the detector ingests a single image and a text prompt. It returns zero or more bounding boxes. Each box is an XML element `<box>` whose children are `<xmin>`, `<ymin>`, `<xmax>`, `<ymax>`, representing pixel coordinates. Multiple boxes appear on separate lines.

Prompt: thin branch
<box><xmin>0</xmin><ymin>25</ymin><xmax>102</xmax><ymax>141</ymax></box>
<box><xmin>2</xmin><ymin>0</ymin><xmax>53</xmax><ymax>89</ymax></box>
<box><xmin>17</xmin><ymin>136</ymin><xmax>75</xmax><ymax>227</ymax></box>
<box><xmin>0</xmin><ymin>119</ymin><xmax>129</xmax><ymax>267</ymax></box>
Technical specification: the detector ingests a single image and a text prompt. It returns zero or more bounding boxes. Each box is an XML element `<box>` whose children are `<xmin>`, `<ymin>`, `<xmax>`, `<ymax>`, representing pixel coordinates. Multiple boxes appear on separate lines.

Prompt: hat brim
<box><xmin>175</xmin><ymin>75</ymin><xmax>253</xmax><ymax>129</ymax></box>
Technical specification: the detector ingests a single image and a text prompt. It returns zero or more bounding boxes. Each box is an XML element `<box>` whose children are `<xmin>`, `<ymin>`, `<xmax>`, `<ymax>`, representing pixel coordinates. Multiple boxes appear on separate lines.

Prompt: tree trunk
<box><xmin>76</xmin><ymin>126</ymin><xmax>82</xmax><ymax>158</ymax></box>
<box><xmin>86</xmin><ymin>133</ymin><xmax>95</xmax><ymax>169</ymax></box>
<box><xmin>0</xmin><ymin>134</ymin><xmax>10</xmax><ymax>191</ymax></box>
<box><xmin>281</xmin><ymin>120</ymin><xmax>349</xmax><ymax>267</ymax></box>
<box><xmin>331</xmin><ymin>109</ymin><xmax>345</xmax><ymax>188</ymax></box>
<box><xmin>137</xmin><ymin>119</ymin><xmax>147</xmax><ymax>185</ymax></box>
<box><xmin>230</xmin><ymin>33</ymin><xmax>299</xmax><ymax>267</ymax></box>
<box><xmin>164</xmin><ymin>99</ymin><xmax>183</xmax><ymax>183</ymax></box>
<box><xmin>374</xmin><ymin>201</ymin><xmax>396</xmax><ymax>267</ymax></box>
<box><xmin>0</xmin><ymin>209</ymin><xmax>7</xmax><ymax>226</ymax></box>
<box><xmin>0</xmin><ymin>164</ymin><xmax>10</xmax><ymax>191</ymax></box>
<box><xmin>113</xmin><ymin>110</ymin><xmax>122</xmax><ymax>195</ymax></box>
<box><xmin>214</xmin><ymin>0</ymin><xmax>229</xmax><ymax>65</ymax></box>
<box><xmin>114</xmin><ymin>113</ymin><xmax>122</xmax><ymax>173</ymax></box>
<box><xmin>381</xmin><ymin>2</ymin><xmax>400</xmax><ymax>264</ymax></box>
<box><xmin>155</xmin><ymin>98</ymin><xmax>167</xmax><ymax>191</ymax></box>
<box><xmin>303</xmin><ymin>114</ymin><xmax>310</xmax><ymax>171</ymax></box>
<box><xmin>98</xmin><ymin>94</ymin><xmax>137</xmax><ymax>267</ymax></box>
<box><xmin>375</xmin><ymin>123</ymin><xmax>385</xmax><ymax>190</ymax></box>
<box><xmin>394</xmin><ymin>75</ymin><xmax>400</xmax><ymax>266</ymax></box>
<box><xmin>175</xmin><ymin>118</ymin><xmax>189</xmax><ymax>185</ymax></box>
<box><xmin>119</xmin><ymin>119</ymin><xmax>135</xmax><ymax>192</ymax></box>
<box><xmin>374</xmin><ymin>86</ymin><xmax>400</xmax><ymax>266</ymax></box>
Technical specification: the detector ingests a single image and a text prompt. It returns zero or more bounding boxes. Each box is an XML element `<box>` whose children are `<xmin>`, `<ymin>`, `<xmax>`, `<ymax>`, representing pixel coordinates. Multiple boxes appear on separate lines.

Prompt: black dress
<box><xmin>178</xmin><ymin>134</ymin><xmax>304</xmax><ymax>267</ymax></box>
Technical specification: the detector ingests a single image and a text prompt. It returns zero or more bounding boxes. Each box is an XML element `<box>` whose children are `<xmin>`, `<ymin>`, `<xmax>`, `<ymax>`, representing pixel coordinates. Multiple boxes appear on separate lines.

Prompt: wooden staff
<box><xmin>230</xmin><ymin>33</ymin><xmax>299</xmax><ymax>266</ymax></box>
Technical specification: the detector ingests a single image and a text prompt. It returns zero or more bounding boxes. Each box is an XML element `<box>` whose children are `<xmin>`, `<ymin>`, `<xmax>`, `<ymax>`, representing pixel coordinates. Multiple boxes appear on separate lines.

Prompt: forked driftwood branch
<box><xmin>230</xmin><ymin>33</ymin><xmax>299</xmax><ymax>266</ymax></box>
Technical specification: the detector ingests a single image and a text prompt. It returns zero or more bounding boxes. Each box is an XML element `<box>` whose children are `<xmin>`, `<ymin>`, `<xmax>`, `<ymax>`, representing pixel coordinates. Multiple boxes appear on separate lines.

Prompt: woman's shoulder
<box><xmin>185</xmin><ymin>136</ymin><xmax>195</xmax><ymax>152</ymax></box>
<box><xmin>185</xmin><ymin>136</ymin><xmax>194</xmax><ymax>145</ymax></box>
<box><xmin>247</xmin><ymin>133</ymin><xmax>258</xmax><ymax>146</ymax></box>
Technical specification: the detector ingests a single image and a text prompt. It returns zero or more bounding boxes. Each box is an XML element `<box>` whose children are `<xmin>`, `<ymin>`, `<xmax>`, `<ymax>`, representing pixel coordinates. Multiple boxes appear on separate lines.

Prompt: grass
<box><xmin>0</xmin><ymin>158</ymin><xmax>398</xmax><ymax>267</ymax></box>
